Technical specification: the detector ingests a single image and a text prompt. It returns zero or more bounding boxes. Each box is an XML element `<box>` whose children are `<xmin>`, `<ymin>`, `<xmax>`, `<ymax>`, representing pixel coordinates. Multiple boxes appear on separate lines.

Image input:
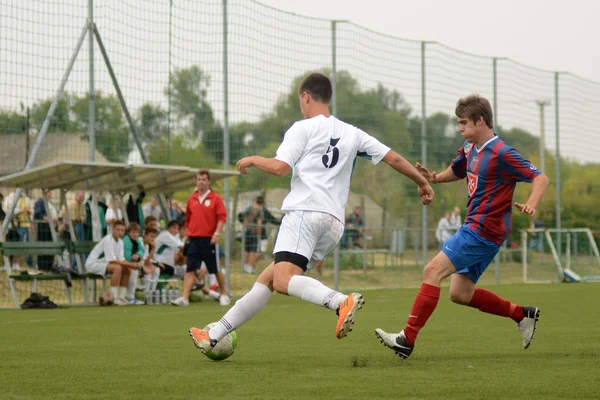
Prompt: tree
<box><xmin>0</xmin><ymin>109</ymin><xmax>28</xmax><ymax>134</ymax></box>
<box><xmin>166</xmin><ymin>65</ymin><xmax>215</xmax><ymax>138</ymax></box>
<box><xmin>138</xmin><ymin>103</ymin><xmax>168</xmax><ymax>144</ymax></box>
<box><xmin>30</xmin><ymin>94</ymin><xmax>75</xmax><ymax>134</ymax></box>
<box><xmin>71</xmin><ymin>91</ymin><xmax>131</xmax><ymax>162</ymax></box>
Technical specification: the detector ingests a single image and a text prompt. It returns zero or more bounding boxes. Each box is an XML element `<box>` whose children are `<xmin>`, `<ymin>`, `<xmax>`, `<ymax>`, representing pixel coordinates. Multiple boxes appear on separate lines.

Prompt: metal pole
<box><xmin>331</xmin><ymin>20</ymin><xmax>340</xmax><ymax>290</ymax></box>
<box><xmin>555</xmin><ymin>72</ymin><xmax>561</xmax><ymax>257</ymax></box>
<box><xmin>536</xmin><ymin>100</ymin><xmax>550</xmax><ymax>172</ymax></box>
<box><xmin>92</xmin><ymin>24</ymin><xmax>170</xmax><ymax>222</ymax></box>
<box><xmin>167</xmin><ymin>0</ymin><xmax>173</xmax><ymax>164</ymax></box>
<box><xmin>493</xmin><ymin>58</ymin><xmax>498</xmax><ymax>128</ymax></box>
<box><xmin>1</xmin><ymin>21</ymin><xmax>90</xmax><ymax>238</ymax></box>
<box><xmin>421</xmin><ymin>41</ymin><xmax>427</xmax><ymax>266</ymax></box>
<box><xmin>222</xmin><ymin>0</ymin><xmax>231</xmax><ymax>294</ymax></box>
<box><xmin>88</xmin><ymin>0</ymin><xmax>95</xmax><ymax>162</ymax></box>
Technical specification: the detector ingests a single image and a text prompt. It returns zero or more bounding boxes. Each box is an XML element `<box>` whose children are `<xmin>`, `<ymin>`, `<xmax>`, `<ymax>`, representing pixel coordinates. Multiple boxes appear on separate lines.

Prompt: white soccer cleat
<box><xmin>128</xmin><ymin>298</ymin><xmax>145</xmax><ymax>305</ymax></box>
<box><xmin>219</xmin><ymin>294</ymin><xmax>231</xmax><ymax>306</ymax></box>
<box><xmin>374</xmin><ymin>329</ymin><xmax>414</xmax><ymax>359</ymax></box>
<box><xmin>113</xmin><ymin>298</ymin><xmax>129</xmax><ymax>306</ymax></box>
<box><xmin>170</xmin><ymin>296</ymin><xmax>189</xmax><ymax>306</ymax></box>
<box><xmin>516</xmin><ymin>306</ymin><xmax>540</xmax><ymax>349</ymax></box>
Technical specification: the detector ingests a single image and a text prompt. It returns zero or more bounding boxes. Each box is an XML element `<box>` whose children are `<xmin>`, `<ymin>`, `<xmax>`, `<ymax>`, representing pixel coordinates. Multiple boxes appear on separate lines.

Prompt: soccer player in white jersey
<box><xmin>85</xmin><ymin>220</ymin><xmax>143</xmax><ymax>305</ymax></box>
<box><xmin>189</xmin><ymin>72</ymin><xmax>434</xmax><ymax>353</ymax></box>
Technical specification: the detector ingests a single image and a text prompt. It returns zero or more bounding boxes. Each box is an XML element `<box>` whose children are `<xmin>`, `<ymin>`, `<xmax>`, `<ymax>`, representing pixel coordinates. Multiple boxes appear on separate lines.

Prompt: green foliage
<box><xmin>0</xmin><ymin>109</ymin><xmax>28</xmax><ymax>134</ymax></box>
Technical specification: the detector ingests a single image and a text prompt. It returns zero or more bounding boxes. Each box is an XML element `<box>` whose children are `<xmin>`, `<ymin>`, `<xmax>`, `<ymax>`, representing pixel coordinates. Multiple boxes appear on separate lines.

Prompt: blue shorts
<box><xmin>441</xmin><ymin>226</ymin><xmax>499</xmax><ymax>283</ymax></box>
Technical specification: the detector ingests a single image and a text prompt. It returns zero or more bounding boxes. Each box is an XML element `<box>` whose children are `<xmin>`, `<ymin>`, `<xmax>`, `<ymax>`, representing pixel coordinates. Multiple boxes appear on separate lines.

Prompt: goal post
<box><xmin>521</xmin><ymin>228</ymin><xmax>600</xmax><ymax>283</ymax></box>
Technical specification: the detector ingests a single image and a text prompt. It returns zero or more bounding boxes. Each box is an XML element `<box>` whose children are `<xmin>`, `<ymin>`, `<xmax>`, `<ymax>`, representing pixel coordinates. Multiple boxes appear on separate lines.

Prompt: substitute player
<box><xmin>189</xmin><ymin>72</ymin><xmax>434</xmax><ymax>353</ymax></box>
<box><xmin>375</xmin><ymin>94</ymin><xmax>550</xmax><ymax>359</ymax></box>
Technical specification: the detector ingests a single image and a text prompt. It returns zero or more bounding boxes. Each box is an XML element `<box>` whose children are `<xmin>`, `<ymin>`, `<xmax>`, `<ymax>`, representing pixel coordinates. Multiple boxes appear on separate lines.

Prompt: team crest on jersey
<box><xmin>463</xmin><ymin>142</ymin><xmax>473</xmax><ymax>154</ymax></box>
<box><xmin>204</xmin><ymin>199</ymin><xmax>211</xmax><ymax>207</ymax></box>
<box><xmin>469</xmin><ymin>156</ymin><xmax>479</xmax><ymax>170</ymax></box>
<box><xmin>467</xmin><ymin>171</ymin><xmax>478</xmax><ymax>197</ymax></box>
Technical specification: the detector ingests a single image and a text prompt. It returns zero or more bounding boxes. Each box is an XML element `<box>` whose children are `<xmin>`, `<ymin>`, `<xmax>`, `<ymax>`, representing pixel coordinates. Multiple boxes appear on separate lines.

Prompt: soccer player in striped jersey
<box><xmin>375</xmin><ymin>94</ymin><xmax>549</xmax><ymax>359</ymax></box>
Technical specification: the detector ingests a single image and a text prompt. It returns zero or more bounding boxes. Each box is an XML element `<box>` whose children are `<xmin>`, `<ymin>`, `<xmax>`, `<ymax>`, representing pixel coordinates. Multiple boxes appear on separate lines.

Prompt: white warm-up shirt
<box><xmin>85</xmin><ymin>234</ymin><xmax>125</xmax><ymax>267</ymax></box>
<box><xmin>154</xmin><ymin>231</ymin><xmax>183</xmax><ymax>267</ymax></box>
<box><xmin>275</xmin><ymin>115</ymin><xmax>390</xmax><ymax>222</ymax></box>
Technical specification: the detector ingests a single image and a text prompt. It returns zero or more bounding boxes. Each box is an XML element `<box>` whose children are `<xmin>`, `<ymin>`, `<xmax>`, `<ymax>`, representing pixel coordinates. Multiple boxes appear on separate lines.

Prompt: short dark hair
<box><xmin>197</xmin><ymin>169</ymin><xmax>211</xmax><ymax>181</ymax></box>
<box><xmin>144</xmin><ymin>227</ymin><xmax>158</xmax><ymax>236</ymax></box>
<box><xmin>256</xmin><ymin>196</ymin><xmax>264</xmax><ymax>205</ymax></box>
<box><xmin>127</xmin><ymin>222</ymin><xmax>141</xmax><ymax>233</ymax></box>
<box><xmin>144</xmin><ymin>216</ymin><xmax>157</xmax><ymax>226</ymax></box>
<box><xmin>455</xmin><ymin>94</ymin><xmax>494</xmax><ymax>129</ymax></box>
<box><xmin>298</xmin><ymin>73</ymin><xmax>332</xmax><ymax>103</ymax></box>
<box><xmin>167</xmin><ymin>220</ymin><xmax>179</xmax><ymax>229</ymax></box>
<box><xmin>113</xmin><ymin>220</ymin><xmax>126</xmax><ymax>229</ymax></box>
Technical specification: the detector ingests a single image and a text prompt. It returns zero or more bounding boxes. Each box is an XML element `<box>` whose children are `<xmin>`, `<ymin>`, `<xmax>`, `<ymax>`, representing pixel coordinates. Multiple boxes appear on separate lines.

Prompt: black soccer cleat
<box><xmin>516</xmin><ymin>306</ymin><xmax>540</xmax><ymax>349</ymax></box>
<box><xmin>374</xmin><ymin>329</ymin><xmax>414</xmax><ymax>359</ymax></box>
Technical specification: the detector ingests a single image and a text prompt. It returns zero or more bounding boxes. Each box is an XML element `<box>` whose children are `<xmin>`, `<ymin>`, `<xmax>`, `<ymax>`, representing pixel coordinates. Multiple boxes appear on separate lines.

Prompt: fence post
<box><xmin>554</xmin><ymin>72</ymin><xmax>562</xmax><ymax>258</ymax></box>
<box><xmin>331</xmin><ymin>19</ymin><xmax>340</xmax><ymax>290</ymax></box>
<box><xmin>420</xmin><ymin>41</ymin><xmax>427</xmax><ymax>267</ymax></box>
<box><xmin>222</xmin><ymin>0</ymin><xmax>231</xmax><ymax>293</ymax></box>
<box><xmin>88</xmin><ymin>0</ymin><xmax>95</xmax><ymax>162</ymax></box>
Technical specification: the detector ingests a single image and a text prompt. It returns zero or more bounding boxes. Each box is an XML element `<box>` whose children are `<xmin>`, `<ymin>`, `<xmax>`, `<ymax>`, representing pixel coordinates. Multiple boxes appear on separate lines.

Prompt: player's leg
<box><xmin>127</xmin><ymin>269</ymin><xmax>143</xmax><ymax>304</ymax></box>
<box><xmin>105</xmin><ymin>262</ymin><xmax>128</xmax><ymax>305</ymax></box>
<box><xmin>172</xmin><ymin>238</ymin><xmax>203</xmax><ymax>306</ymax></box>
<box><xmin>274</xmin><ymin>211</ymin><xmax>363</xmax><ymax>339</ymax></box>
<box><xmin>374</xmin><ymin>248</ymin><xmax>456</xmax><ymax>358</ymax></box>
<box><xmin>451</xmin><ymin>272</ymin><xmax>539</xmax><ymax>349</ymax></box>
<box><xmin>189</xmin><ymin>263</ymin><xmax>275</xmax><ymax>353</ymax></box>
<box><xmin>206</xmin><ymin>244</ymin><xmax>230</xmax><ymax>305</ymax></box>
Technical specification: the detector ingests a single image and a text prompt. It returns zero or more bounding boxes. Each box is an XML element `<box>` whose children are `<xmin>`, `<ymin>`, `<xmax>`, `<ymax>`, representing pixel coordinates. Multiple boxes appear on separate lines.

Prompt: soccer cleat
<box><xmin>335</xmin><ymin>293</ymin><xmax>364</xmax><ymax>339</ymax></box>
<box><xmin>128</xmin><ymin>298</ymin><xmax>145</xmax><ymax>305</ymax></box>
<box><xmin>374</xmin><ymin>329</ymin><xmax>414</xmax><ymax>359</ymax></box>
<box><xmin>113</xmin><ymin>298</ymin><xmax>129</xmax><ymax>306</ymax></box>
<box><xmin>516</xmin><ymin>306</ymin><xmax>540</xmax><ymax>349</ymax></box>
<box><xmin>170</xmin><ymin>296</ymin><xmax>189</xmax><ymax>306</ymax></box>
<box><xmin>189</xmin><ymin>327</ymin><xmax>217</xmax><ymax>354</ymax></box>
<box><xmin>219</xmin><ymin>294</ymin><xmax>231</xmax><ymax>306</ymax></box>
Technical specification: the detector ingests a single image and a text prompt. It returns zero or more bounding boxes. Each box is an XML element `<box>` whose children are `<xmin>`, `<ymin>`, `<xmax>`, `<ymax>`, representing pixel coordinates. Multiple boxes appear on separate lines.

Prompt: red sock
<box><xmin>468</xmin><ymin>288</ymin><xmax>524</xmax><ymax>323</ymax></box>
<box><xmin>403</xmin><ymin>283</ymin><xmax>440</xmax><ymax>345</ymax></box>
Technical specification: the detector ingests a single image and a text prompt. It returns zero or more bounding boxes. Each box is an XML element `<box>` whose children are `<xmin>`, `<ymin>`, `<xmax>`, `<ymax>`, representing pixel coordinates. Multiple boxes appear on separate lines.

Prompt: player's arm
<box><xmin>415</xmin><ymin>163</ymin><xmax>463</xmax><ymax>184</ymax></box>
<box><xmin>382</xmin><ymin>151</ymin><xmax>434</xmax><ymax>205</ymax></box>
<box><xmin>237</xmin><ymin>156</ymin><xmax>291</xmax><ymax>177</ymax></box>
<box><xmin>514</xmin><ymin>173</ymin><xmax>549</xmax><ymax>215</ymax></box>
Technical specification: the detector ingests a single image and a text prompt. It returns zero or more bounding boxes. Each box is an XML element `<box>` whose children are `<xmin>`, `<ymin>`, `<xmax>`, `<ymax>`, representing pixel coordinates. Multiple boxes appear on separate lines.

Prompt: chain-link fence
<box><xmin>1</xmin><ymin>0</ymin><xmax>599</xmax><ymax>304</ymax></box>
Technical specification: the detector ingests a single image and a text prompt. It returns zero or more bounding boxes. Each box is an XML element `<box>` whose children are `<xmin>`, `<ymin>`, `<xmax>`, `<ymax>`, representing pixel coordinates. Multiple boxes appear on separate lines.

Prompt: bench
<box><xmin>1</xmin><ymin>241</ymin><xmax>71</xmax><ymax>308</ymax></box>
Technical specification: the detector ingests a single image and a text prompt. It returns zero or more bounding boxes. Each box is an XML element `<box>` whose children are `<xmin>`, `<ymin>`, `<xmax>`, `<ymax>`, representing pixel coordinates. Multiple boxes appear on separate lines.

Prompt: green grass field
<box><xmin>1</xmin><ymin>283</ymin><xmax>599</xmax><ymax>399</ymax></box>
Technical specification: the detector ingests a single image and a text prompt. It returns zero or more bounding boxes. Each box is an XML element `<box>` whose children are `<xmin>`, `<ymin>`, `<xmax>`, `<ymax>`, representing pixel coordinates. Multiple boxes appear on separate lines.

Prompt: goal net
<box><xmin>521</xmin><ymin>228</ymin><xmax>600</xmax><ymax>283</ymax></box>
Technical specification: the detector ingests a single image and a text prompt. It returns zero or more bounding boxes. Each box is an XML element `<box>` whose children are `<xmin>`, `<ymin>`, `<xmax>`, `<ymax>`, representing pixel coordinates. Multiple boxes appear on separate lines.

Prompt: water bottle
<box><xmin>153</xmin><ymin>290</ymin><xmax>160</xmax><ymax>305</ymax></box>
<box><xmin>168</xmin><ymin>288</ymin><xmax>175</xmax><ymax>302</ymax></box>
<box><xmin>161</xmin><ymin>288</ymin><xmax>167</xmax><ymax>304</ymax></box>
<box><xmin>145</xmin><ymin>292</ymin><xmax>153</xmax><ymax>305</ymax></box>
<box><xmin>174</xmin><ymin>288</ymin><xmax>180</xmax><ymax>299</ymax></box>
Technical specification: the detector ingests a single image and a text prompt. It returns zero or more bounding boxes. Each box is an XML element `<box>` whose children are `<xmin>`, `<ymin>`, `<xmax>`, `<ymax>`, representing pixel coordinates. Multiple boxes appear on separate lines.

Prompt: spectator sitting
<box><xmin>435</xmin><ymin>212</ymin><xmax>453</xmax><ymax>249</ymax></box>
<box><xmin>154</xmin><ymin>220</ymin><xmax>184</xmax><ymax>279</ymax></box>
<box><xmin>122</xmin><ymin>222</ymin><xmax>146</xmax><ymax>305</ymax></box>
<box><xmin>144</xmin><ymin>215</ymin><xmax>159</xmax><ymax>233</ymax></box>
<box><xmin>140</xmin><ymin>227</ymin><xmax>160</xmax><ymax>295</ymax></box>
<box><xmin>85</xmin><ymin>220</ymin><xmax>142</xmax><ymax>306</ymax></box>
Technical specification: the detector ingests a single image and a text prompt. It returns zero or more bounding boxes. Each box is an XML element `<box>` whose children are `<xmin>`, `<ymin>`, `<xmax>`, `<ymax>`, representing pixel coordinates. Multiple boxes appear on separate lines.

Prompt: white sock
<box><xmin>143</xmin><ymin>274</ymin><xmax>152</xmax><ymax>293</ymax></box>
<box><xmin>208</xmin><ymin>273</ymin><xmax>217</xmax><ymax>287</ymax></box>
<box><xmin>118</xmin><ymin>287</ymin><xmax>127</xmax><ymax>299</ymax></box>
<box><xmin>287</xmin><ymin>275</ymin><xmax>346</xmax><ymax>311</ymax></box>
<box><xmin>110</xmin><ymin>287</ymin><xmax>118</xmax><ymax>297</ymax></box>
<box><xmin>208</xmin><ymin>289</ymin><xmax>220</xmax><ymax>300</ymax></box>
<box><xmin>128</xmin><ymin>270</ymin><xmax>139</xmax><ymax>299</ymax></box>
<box><xmin>208</xmin><ymin>282</ymin><xmax>272</xmax><ymax>342</ymax></box>
<box><xmin>150</xmin><ymin>269</ymin><xmax>160</xmax><ymax>292</ymax></box>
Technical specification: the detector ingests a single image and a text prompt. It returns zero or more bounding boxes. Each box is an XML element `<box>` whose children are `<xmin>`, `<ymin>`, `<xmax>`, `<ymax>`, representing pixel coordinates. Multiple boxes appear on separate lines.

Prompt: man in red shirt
<box><xmin>171</xmin><ymin>169</ymin><xmax>230</xmax><ymax>306</ymax></box>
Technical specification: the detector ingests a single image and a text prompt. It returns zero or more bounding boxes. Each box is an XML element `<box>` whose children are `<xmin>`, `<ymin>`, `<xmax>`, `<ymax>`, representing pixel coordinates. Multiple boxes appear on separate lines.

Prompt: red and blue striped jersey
<box><xmin>450</xmin><ymin>135</ymin><xmax>541</xmax><ymax>245</ymax></box>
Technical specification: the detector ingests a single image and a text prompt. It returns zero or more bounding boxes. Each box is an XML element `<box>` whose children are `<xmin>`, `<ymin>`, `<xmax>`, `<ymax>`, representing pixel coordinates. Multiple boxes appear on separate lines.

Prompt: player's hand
<box><xmin>415</xmin><ymin>162</ymin><xmax>438</xmax><ymax>184</ymax></box>
<box><xmin>237</xmin><ymin>157</ymin><xmax>255</xmax><ymax>175</ymax></box>
<box><xmin>211</xmin><ymin>233</ymin><xmax>220</xmax><ymax>245</ymax></box>
<box><xmin>514</xmin><ymin>202</ymin><xmax>536</xmax><ymax>216</ymax></box>
<box><xmin>418</xmin><ymin>183</ymin><xmax>434</xmax><ymax>205</ymax></box>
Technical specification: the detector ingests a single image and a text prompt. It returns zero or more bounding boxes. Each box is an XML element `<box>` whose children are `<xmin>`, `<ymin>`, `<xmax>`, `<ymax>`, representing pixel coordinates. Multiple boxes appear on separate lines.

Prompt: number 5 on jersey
<box><xmin>322</xmin><ymin>138</ymin><xmax>340</xmax><ymax>168</ymax></box>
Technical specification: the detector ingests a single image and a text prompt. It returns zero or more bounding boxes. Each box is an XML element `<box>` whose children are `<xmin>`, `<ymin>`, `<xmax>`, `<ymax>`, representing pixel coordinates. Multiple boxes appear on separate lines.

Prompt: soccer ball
<box><xmin>203</xmin><ymin>322</ymin><xmax>238</xmax><ymax>361</ymax></box>
<box><xmin>99</xmin><ymin>290</ymin><xmax>115</xmax><ymax>306</ymax></box>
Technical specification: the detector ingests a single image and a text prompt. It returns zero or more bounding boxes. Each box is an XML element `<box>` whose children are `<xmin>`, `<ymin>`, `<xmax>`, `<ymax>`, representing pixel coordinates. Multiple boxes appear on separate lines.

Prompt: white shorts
<box><xmin>86</xmin><ymin>260</ymin><xmax>109</xmax><ymax>276</ymax></box>
<box><xmin>273</xmin><ymin>210</ymin><xmax>344</xmax><ymax>270</ymax></box>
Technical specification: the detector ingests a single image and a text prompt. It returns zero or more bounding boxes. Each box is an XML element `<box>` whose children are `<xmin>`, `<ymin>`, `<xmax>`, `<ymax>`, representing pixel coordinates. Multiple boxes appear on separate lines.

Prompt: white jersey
<box><xmin>85</xmin><ymin>234</ymin><xmax>125</xmax><ymax>267</ymax></box>
<box><xmin>275</xmin><ymin>115</ymin><xmax>390</xmax><ymax>222</ymax></box>
<box><xmin>155</xmin><ymin>231</ymin><xmax>183</xmax><ymax>266</ymax></box>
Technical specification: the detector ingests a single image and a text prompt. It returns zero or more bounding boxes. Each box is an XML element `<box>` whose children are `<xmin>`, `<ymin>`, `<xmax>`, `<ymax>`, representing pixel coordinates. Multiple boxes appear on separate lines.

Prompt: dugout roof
<box><xmin>0</xmin><ymin>161</ymin><xmax>238</xmax><ymax>194</ymax></box>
